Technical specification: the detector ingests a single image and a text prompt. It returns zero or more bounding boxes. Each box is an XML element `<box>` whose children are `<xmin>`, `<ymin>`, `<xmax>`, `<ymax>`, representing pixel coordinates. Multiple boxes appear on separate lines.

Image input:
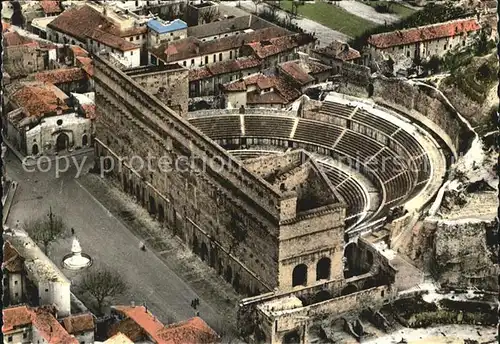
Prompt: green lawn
<box><xmin>278</xmin><ymin>1</ymin><xmax>378</xmax><ymax>37</ymax></box>
<box><xmin>361</xmin><ymin>1</ymin><xmax>416</xmax><ymax>19</ymax></box>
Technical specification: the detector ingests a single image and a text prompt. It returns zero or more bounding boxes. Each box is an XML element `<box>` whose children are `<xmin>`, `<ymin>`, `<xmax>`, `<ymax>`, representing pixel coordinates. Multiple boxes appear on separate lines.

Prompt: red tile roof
<box><xmin>82</xmin><ymin>104</ymin><xmax>96</xmax><ymax>120</ymax></box>
<box><xmin>189</xmin><ymin>57</ymin><xmax>261</xmax><ymax>81</ymax></box>
<box><xmin>112</xmin><ymin>306</ymin><xmax>166</xmax><ymax>343</ymax></box>
<box><xmin>4</xmin><ymin>31</ymin><xmax>35</xmax><ymax>47</ymax></box>
<box><xmin>367</xmin><ymin>18</ymin><xmax>481</xmax><ymax>49</ymax></box>
<box><xmin>108</xmin><ymin>318</ymin><xmax>144</xmax><ymax>342</ymax></box>
<box><xmin>48</xmin><ymin>5</ymin><xmax>111</xmax><ymax>42</ymax></box>
<box><xmin>244</xmin><ymin>33</ymin><xmax>315</xmax><ymax>59</ymax></box>
<box><xmin>279</xmin><ymin>59</ymin><xmax>331</xmax><ymax>85</ymax></box>
<box><xmin>3</xmin><ymin>306</ymin><xmax>33</xmax><ymax>332</ymax></box>
<box><xmin>151</xmin><ymin>27</ymin><xmax>290</xmax><ymax>63</ymax></box>
<box><xmin>31</xmin><ymin>308</ymin><xmax>79</xmax><ymax>344</ymax></box>
<box><xmin>9</xmin><ymin>82</ymin><xmax>69</xmax><ymax>118</ymax></box>
<box><xmin>62</xmin><ymin>313</ymin><xmax>95</xmax><ymax>335</ymax></box>
<box><xmin>88</xmin><ymin>29</ymin><xmax>139</xmax><ymax>52</ymax></box>
<box><xmin>313</xmin><ymin>41</ymin><xmax>360</xmax><ymax>61</ymax></box>
<box><xmin>156</xmin><ymin>317</ymin><xmax>219</xmax><ymax>344</ymax></box>
<box><xmin>3</xmin><ymin>306</ymin><xmax>78</xmax><ymax>344</ymax></box>
<box><xmin>111</xmin><ymin>307</ymin><xmax>219</xmax><ymax>344</ymax></box>
<box><xmin>2</xmin><ymin>22</ymin><xmax>11</xmax><ymax>32</ymax></box>
<box><xmin>39</xmin><ymin>1</ymin><xmax>62</xmax><ymax>14</ymax></box>
<box><xmin>3</xmin><ymin>241</ymin><xmax>24</xmax><ymax>273</ymax></box>
<box><xmin>76</xmin><ymin>57</ymin><xmax>94</xmax><ymax>77</ymax></box>
<box><xmin>70</xmin><ymin>45</ymin><xmax>89</xmax><ymax>58</ymax></box>
<box><xmin>33</xmin><ymin>67</ymin><xmax>86</xmax><ymax>84</ymax></box>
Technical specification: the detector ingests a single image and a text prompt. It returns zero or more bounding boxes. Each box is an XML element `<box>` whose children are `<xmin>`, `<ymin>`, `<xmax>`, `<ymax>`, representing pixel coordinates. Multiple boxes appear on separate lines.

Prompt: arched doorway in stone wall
<box><xmin>292</xmin><ymin>264</ymin><xmax>308</xmax><ymax>287</ymax></box>
<box><xmin>32</xmin><ymin>144</ymin><xmax>39</xmax><ymax>155</ymax></box>
<box><xmin>283</xmin><ymin>330</ymin><xmax>301</xmax><ymax>344</ymax></box>
<box><xmin>200</xmin><ymin>242</ymin><xmax>208</xmax><ymax>262</ymax></box>
<box><xmin>82</xmin><ymin>134</ymin><xmax>88</xmax><ymax>147</ymax></box>
<box><xmin>316</xmin><ymin>257</ymin><xmax>331</xmax><ymax>281</ymax></box>
<box><xmin>314</xmin><ymin>290</ymin><xmax>333</xmax><ymax>303</ymax></box>
<box><xmin>56</xmin><ymin>132</ymin><xmax>69</xmax><ymax>152</ymax></box>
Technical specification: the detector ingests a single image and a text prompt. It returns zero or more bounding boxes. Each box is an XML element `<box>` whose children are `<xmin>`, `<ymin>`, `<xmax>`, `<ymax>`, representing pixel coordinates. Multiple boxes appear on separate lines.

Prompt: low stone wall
<box><xmin>188</xmin><ymin>108</ymin><xmax>298</xmax><ymax>118</ymax></box>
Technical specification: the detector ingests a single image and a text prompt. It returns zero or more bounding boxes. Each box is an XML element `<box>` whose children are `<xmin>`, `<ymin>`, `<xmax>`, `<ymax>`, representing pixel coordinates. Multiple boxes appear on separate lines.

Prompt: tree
<box><xmin>425</xmin><ymin>55</ymin><xmax>441</xmax><ymax>74</ymax></box>
<box><xmin>252</xmin><ymin>0</ymin><xmax>262</xmax><ymax>14</ymax></box>
<box><xmin>78</xmin><ymin>267</ymin><xmax>127</xmax><ymax>315</ymax></box>
<box><xmin>23</xmin><ymin>207</ymin><xmax>68</xmax><ymax>256</ymax></box>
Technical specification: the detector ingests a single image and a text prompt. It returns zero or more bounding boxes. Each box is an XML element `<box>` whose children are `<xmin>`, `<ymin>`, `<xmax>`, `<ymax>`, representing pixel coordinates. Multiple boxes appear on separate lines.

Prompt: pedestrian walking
<box><xmin>71</xmin><ymin>227</ymin><xmax>75</xmax><ymax>236</ymax></box>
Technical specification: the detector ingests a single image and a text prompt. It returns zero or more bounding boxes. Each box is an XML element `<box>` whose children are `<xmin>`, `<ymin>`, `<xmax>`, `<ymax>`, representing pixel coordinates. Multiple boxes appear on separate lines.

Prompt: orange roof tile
<box><xmin>313</xmin><ymin>41</ymin><xmax>360</xmax><ymax>61</ymax></box>
<box><xmin>32</xmin><ymin>308</ymin><xmax>79</xmax><ymax>344</ymax></box>
<box><xmin>2</xmin><ymin>306</ymin><xmax>32</xmax><ymax>332</ymax></box>
<box><xmin>39</xmin><ymin>1</ymin><xmax>62</xmax><ymax>14</ymax></box>
<box><xmin>368</xmin><ymin>18</ymin><xmax>481</xmax><ymax>49</ymax></box>
<box><xmin>9</xmin><ymin>82</ymin><xmax>69</xmax><ymax>118</ymax></box>
<box><xmin>82</xmin><ymin>104</ymin><xmax>96</xmax><ymax>120</ymax></box>
<box><xmin>88</xmin><ymin>29</ymin><xmax>139</xmax><ymax>52</ymax></box>
<box><xmin>113</xmin><ymin>306</ymin><xmax>166</xmax><ymax>343</ymax></box>
<box><xmin>4</xmin><ymin>31</ymin><xmax>36</xmax><ymax>47</ymax></box>
<box><xmin>70</xmin><ymin>45</ymin><xmax>89</xmax><ymax>58</ymax></box>
<box><xmin>62</xmin><ymin>313</ymin><xmax>95</xmax><ymax>335</ymax></box>
<box><xmin>76</xmin><ymin>57</ymin><xmax>94</xmax><ymax>77</ymax></box>
<box><xmin>245</xmin><ymin>33</ymin><xmax>315</xmax><ymax>59</ymax></box>
<box><xmin>33</xmin><ymin>67</ymin><xmax>86</xmax><ymax>84</ymax></box>
<box><xmin>156</xmin><ymin>317</ymin><xmax>219</xmax><ymax>344</ymax></box>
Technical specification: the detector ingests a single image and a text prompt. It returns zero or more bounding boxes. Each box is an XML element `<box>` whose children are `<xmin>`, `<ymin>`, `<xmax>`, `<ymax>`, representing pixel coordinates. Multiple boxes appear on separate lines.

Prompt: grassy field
<box><xmin>361</xmin><ymin>1</ymin><xmax>416</xmax><ymax>19</ymax></box>
<box><xmin>278</xmin><ymin>1</ymin><xmax>378</xmax><ymax>37</ymax></box>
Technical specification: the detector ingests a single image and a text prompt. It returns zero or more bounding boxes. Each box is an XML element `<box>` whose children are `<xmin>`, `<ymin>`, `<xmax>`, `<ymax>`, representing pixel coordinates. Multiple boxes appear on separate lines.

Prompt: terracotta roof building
<box><xmin>3</xmin><ymin>241</ymin><xmax>24</xmax><ymax>273</ymax></box>
<box><xmin>104</xmin><ymin>332</ymin><xmax>134</xmax><ymax>344</ymax></box>
<box><xmin>367</xmin><ymin>18</ymin><xmax>481</xmax><ymax>49</ymax></box>
<box><xmin>243</xmin><ymin>33</ymin><xmax>316</xmax><ymax>60</ymax></box>
<box><xmin>6</xmin><ymin>81</ymin><xmax>69</xmax><ymax>118</ymax></box>
<box><xmin>364</xmin><ymin>18</ymin><xmax>481</xmax><ymax>64</ymax></box>
<box><xmin>109</xmin><ymin>305</ymin><xmax>219</xmax><ymax>344</ymax></box>
<box><xmin>62</xmin><ymin>313</ymin><xmax>95</xmax><ymax>335</ymax></box>
<box><xmin>39</xmin><ymin>1</ymin><xmax>62</xmax><ymax>15</ymax></box>
<box><xmin>312</xmin><ymin>41</ymin><xmax>361</xmax><ymax>63</ymax></box>
<box><xmin>149</xmin><ymin>26</ymin><xmax>290</xmax><ymax>67</ymax></box>
<box><xmin>3</xmin><ymin>306</ymin><xmax>79</xmax><ymax>344</ymax></box>
<box><xmin>32</xmin><ymin>67</ymin><xmax>86</xmax><ymax>85</ymax></box>
<box><xmin>278</xmin><ymin>58</ymin><xmax>332</xmax><ymax>87</ymax></box>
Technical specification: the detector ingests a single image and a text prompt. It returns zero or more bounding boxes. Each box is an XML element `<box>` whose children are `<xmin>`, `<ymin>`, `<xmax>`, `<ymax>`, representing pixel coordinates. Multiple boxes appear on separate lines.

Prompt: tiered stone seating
<box><xmin>392</xmin><ymin>130</ymin><xmax>425</xmax><ymax>159</ymax></box>
<box><xmin>320</xmin><ymin>101</ymin><xmax>353</xmax><ymax>117</ymax></box>
<box><xmin>244</xmin><ymin>116</ymin><xmax>294</xmax><ymax>138</ymax></box>
<box><xmin>413</xmin><ymin>155</ymin><xmax>431</xmax><ymax>184</ymax></box>
<box><xmin>338</xmin><ymin>178</ymin><xmax>367</xmax><ymax>216</ymax></box>
<box><xmin>190</xmin><ymin>116</ymin><xmax>241</xmax><ymax>138</ymax></box>
<box><xmin>294</xmin><ymin>119</ymin><xmax>344</xmax><ymax>147</ymax></box>
<box><xmin>384</xmin><ymin>172</ymin><xmax>413</xmax><ymax>204</ymax></box>
<box><xmin>352</xmin><ymin>109</ymin><xmax>399</xmax><ymax>136</ymax></box>
<box><xmin>335</xmin><ymin>131</ymin><xmax>383</xmax><ymax>162</ymax></box>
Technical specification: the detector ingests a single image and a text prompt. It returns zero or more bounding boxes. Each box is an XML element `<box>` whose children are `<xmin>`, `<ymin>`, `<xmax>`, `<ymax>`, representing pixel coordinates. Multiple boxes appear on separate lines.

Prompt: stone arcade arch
<box><xmin>225</xmin><ymin>265</ymin><xmax>233</xmax><ymax>283</ymax></box>
<box><xmin>82</xmin><ymin>134</ymin><xmax>88</xmax><ymax>146</ymax></box>
<box><xmin>283</xmin><ymin>330</ymin><xmax>301</xmax><ymax>344</ymax></box>
<box><xmin>158</xmin><ymin>204</ymin><xmax>165</xmax><ymax>223</ymax></box>
<box><xmin>344</xmin><ymin>242</ymin><xmax>358</xmax><ymax>279</ymax></box>
<box><xmin>314</xmin><ymin>290</ymin><xmax>333</xmax><ymax>303</ymax></box>
<box><xmin>200</xmin><ymin>242</ymin><xmax>208</xmax><ymax>262</ymax></box>
<box><xmin>149</xmin><ymin>195</ymin><xmax>156</xmax><ymax>215</ymax></box>
<box><xmin>292</xmin><ymin>264</ymin><xmax>308</xmax><ymax>287</ymax></box>
<box><xmin>341</xmin><ymin>284</ymin><xmax>358</xmax><ymax>296</ymax></box>
<box><xmin>316</xmin><ymin>257</ymin><xmax>331</xmax><ymax>281</ymax></box>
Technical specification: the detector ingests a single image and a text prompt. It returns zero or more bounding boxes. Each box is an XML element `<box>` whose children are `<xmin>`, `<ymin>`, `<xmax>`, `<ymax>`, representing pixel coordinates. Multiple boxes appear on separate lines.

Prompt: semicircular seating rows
<box><xmin>189</xmin><ymin>100</ymin><xmax>433</xmax><ymax>229</ymax></box>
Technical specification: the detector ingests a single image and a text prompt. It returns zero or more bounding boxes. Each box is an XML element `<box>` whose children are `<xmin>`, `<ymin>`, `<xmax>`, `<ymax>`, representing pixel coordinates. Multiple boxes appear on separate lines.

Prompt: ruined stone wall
<box><xmin>93</xmin><ymin>56</ymin><xmax>283</xmax><ymax>294</ymax></box>
<box><xmin>432</xmin><ymin>219</ymin><xmax>498</xmax><ymax>291</ymax></box>
<box><xmin>129</xmin><ymin>68</ymin><xmax>189</xmax><ymax>117</ymax></box>
<box><xmin>340</xmin><ymin>62</ymin><xmax>371</xmax><ymax>87</ymax></box>
<box><xmin>371</xmin><ymin>77</ymin><xmax>466</xmax><ymax>153</ymax></box>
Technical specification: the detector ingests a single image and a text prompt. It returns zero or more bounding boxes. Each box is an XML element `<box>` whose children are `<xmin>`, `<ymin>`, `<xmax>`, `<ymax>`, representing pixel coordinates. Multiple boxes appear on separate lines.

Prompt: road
<box><xmin>224</xmin><ymin>0</ymin><xmax>351</xmax><ymax>46</ymax></box>
<box><xmin>335</xmin><ymin>1</ymin><xmax>400</xmax><ymax>25</ymax></box>
<box><xmin>4</xmin><ymin>151</ymin><xmax>239</xmax><ymax>337</ymax></box>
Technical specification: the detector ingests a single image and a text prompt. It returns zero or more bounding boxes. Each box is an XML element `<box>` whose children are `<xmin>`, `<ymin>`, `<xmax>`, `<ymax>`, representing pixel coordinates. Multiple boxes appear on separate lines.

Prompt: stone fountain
<box><xmin>62</xmin><ymin>237</ymin><xmax>92</xmax><ymax>270</ymax></box>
